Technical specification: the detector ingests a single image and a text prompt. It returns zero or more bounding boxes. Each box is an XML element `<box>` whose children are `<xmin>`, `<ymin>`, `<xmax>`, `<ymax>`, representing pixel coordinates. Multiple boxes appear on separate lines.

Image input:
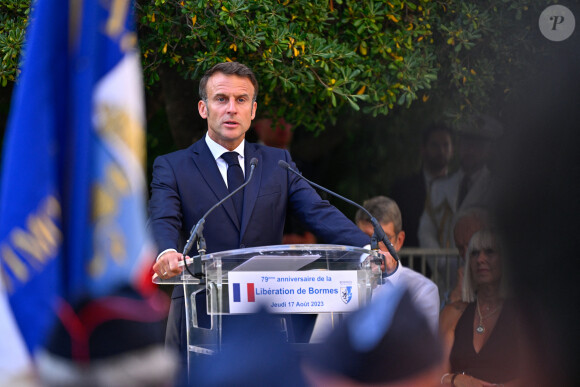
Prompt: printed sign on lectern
<box><xmin>227</xmin><ymin>270</ymin><xmax>360</xmax><ymax>314</ymax></box>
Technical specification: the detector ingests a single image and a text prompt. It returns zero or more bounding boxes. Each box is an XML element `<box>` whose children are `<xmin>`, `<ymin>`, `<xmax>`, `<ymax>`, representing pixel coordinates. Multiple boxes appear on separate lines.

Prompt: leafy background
<box><xmin>0</xmin><ymin>0</ymin><xmax>571</xmax><ymax>216</ymax></box>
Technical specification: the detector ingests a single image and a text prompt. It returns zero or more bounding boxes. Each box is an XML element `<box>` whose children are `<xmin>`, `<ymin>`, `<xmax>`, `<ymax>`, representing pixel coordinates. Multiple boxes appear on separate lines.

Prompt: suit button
<box><xmin>240</xmin><ymin>244</ymin><xmax>245</xmax><ymax>248</ymax></box>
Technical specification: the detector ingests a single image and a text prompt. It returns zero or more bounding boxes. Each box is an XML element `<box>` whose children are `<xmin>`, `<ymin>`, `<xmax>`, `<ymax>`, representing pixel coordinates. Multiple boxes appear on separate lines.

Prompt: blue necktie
<box><xmin>221</xmin><ymin>152</ymin><xmax>244</xmax><ymax>222</ymax></box>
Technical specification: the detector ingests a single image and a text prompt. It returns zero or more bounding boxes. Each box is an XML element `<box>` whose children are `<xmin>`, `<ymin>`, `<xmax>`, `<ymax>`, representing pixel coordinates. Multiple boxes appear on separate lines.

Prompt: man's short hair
<box><xmin>355</xmin><ymin>196</ymin><xmax>403</xmax><ymax>233</ymax></box>
<box><xmin>421</xmin><ymin>123</ymin><xmax>453</xmax><ymax>145</ymax></box>
<box><xmin>199</xmin><ymin>62</ymin><xmax>259</xmax><ymax>103</ymax></box>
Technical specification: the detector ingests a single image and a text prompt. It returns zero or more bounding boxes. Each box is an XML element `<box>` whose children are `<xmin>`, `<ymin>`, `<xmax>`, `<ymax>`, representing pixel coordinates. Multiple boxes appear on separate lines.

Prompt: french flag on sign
<box><xmin>233</xmin><ymin>283</ymin><xmax>255</xmax><ymax>302</ymax></box>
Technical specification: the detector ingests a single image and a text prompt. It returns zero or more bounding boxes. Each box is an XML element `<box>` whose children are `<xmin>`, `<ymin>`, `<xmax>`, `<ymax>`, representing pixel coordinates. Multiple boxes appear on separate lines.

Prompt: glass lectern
<box><xmin>153</xmin><ymin>244</ymin><xmax>381</xmax><ymax>372</ymax></box>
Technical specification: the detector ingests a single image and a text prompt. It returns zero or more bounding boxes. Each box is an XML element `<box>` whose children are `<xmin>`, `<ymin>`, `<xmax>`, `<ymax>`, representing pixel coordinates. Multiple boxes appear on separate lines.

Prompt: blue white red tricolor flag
<box><xmin>233</xmin><ymin>283</ymin><xmax>256</xmax><ymax>302</ymax></box>
<box><xmin>0</xmin><ymin>0</ymin><xmax>154</xmax><ymax>363</ymax></box>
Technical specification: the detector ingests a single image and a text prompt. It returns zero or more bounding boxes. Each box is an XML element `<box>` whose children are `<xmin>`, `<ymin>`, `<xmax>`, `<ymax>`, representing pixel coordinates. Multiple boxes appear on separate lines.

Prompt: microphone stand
<box><xmin>278</xmin><ymin>160</ymin><xmax>400</xmax><ymax>277</ymax></box>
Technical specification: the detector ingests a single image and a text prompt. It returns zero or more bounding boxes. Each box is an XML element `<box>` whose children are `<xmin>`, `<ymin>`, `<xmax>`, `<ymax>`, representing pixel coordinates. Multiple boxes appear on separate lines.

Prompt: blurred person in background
<box><xmin>439</xmin><ymin>229</ymin><xmax>521</xmax><ymax>386</ymax></box>
<box><xmin>419</xmin><ymin>116</ymin><xmax>500</xmax><ymax>251</ymax></box>
<box><xmin>36</xmin><ymin>287</ymin><xmax>177</xmax><ymax>387</ymax></box>
<box><xmin>305</xmin><ymin>284</ymin><xmax>443</xmax><ymax>386</ymax></box>
<box><xmin>310</xmin><ymin>196</ymin><xmax>439</xmax><ymax>344</ymax></box>
<box><xmin>356</xmin><ymin>196</ymin><xmax>440</xmax><ymax>332</ymax></box>
<box><xmin>441</xmin><ymin>207</ymin><xmax>491</xmax><ymax>307</ymax></box>
<box><xmin>418</xmin><ymin>115</ymin><xmax>501</xmax><ymax>296</ymax></box>
<box><xmin>391</xmin><ymin>123</ymin><xmax>454</xmax><ymax>250</ymax></box>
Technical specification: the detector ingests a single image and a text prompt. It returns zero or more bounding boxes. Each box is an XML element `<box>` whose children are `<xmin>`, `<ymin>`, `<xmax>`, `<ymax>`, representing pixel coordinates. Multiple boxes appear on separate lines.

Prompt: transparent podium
<box><xmin>154</xmin><ymin>244</ymin><xmax>381</xmax><ymax>371</ymax></box>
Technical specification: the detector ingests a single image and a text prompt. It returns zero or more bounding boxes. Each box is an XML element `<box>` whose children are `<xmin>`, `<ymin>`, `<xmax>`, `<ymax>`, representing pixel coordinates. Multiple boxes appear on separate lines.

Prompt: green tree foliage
<box><xmin>0</xmin><ymin>0</ymin><xmax>29</xmax><ymax>87</ymax></box>
<box><xmin>0</xmin><ymin>0</ymin><xmax>562</xmax><ymax>211</ymax></box>
<box><xmin>1</xmin><ymin>0</ymin><xmax>556</xmax><ymax>132</ymax></box>
<box><xmin>433</xmin><ymin>0</ymin><xmax>553</xmax><ymax>124</ymax></box>
<box><xmin>137</xmin><ymin>0</ymin><xmax>440</xmax><ymax>132</ymax></box>
<box><xmin>136</xmin><ymin>0</ymin><xmax>553</xmax><ymax>132</ymax></box>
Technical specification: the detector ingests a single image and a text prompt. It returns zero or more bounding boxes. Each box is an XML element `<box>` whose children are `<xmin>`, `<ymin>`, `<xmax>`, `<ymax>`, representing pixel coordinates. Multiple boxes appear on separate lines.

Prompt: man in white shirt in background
<box><xmin>417</xmin><ymin>115</ymin><xmax>502</xmax><ymax>299</ymax></box>
<box><xmin>356</xmin><ymin>196</ymin><xmax>440</xmax><ymax>332</ymax></box>
<box><xmin>310</xmin><ymin>196</ymin><xmax>440</xmax><ymax>342</ymax></box>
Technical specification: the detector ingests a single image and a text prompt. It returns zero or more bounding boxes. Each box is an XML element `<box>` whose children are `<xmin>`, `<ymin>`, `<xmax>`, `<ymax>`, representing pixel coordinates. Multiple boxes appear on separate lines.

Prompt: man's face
<box><xmin>357</xmin><ymin>221</ymin><xmax>404</xmax><ymax>253</ymax></box>
<box><xmin>198</xmin><ymin>73</ymin><xmax>257</xmax><ymax>150</ymax></box>
<box><xmin>358</xmin><ymin>220</ymin><xmax>405</xmax><ymax>273</ymax></box>
<box><xmin>422</xmin><ymin>130</ymin><xmax>453</xmax><ymax>171</ymax></box>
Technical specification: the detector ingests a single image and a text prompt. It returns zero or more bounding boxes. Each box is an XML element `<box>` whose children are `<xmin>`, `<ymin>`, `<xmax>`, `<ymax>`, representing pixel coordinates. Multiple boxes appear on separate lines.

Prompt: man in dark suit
<box><xmin>391</xmin><ymin>124</ymin><xmax>453</xmax><ymax>248</ymax></box>
<box><xmin>148</xmin><ymin>62</ymin><xmax>370</xmax><ymax>366</ymax></box>
<box><xmin>390</xmin><ymin>124</ymin><xmax>453</xmax><ymax>275</ymax></box>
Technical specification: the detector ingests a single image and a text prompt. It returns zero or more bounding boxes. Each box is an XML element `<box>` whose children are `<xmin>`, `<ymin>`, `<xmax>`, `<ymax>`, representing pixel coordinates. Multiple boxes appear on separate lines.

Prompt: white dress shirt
<box><xmin>310</xmin><ymin>265</ymin><xmax>440</xmax><ymax>342</ymax></box>
<box><xmin>374</xmin><ymin>266</ymin><xmax>440</xmax><ymax>333</ymax></box>
<box><xmin>205</xmin><ymin>132</ymin><xmax>246</xmax><ymax>187</ymax></box>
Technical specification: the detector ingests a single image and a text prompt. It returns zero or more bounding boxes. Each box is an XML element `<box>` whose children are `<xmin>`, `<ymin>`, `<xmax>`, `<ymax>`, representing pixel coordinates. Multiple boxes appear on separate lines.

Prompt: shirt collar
<box><xmin>383</xmin><ymin>263</ymin><xmax>403</xmax><ymax>285</ymax></box>
<box><xmin>205</xmin><ymin>132</ymin><xmax>245</xmax><ymax>161</ymax></box>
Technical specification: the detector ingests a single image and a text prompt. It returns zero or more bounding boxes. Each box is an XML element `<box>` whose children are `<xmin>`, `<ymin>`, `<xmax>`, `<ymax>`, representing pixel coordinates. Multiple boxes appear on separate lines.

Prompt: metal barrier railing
<box><xmin>397</xmin><ymin>247</ymin><xmax>461</xmax><ymax>296</ymax></box>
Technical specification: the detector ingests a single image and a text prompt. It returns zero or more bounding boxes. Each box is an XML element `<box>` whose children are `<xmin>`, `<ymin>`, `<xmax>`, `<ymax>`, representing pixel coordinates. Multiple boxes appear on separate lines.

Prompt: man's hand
<box><xmin>378</xmin><ymin>248</ymin><xmax>398</xmax><ymax>275</ymax></box>
<box><xmin>153</xmin><ymin>251</ymin><xmax>185</xmax><ymax>279</ymax></box>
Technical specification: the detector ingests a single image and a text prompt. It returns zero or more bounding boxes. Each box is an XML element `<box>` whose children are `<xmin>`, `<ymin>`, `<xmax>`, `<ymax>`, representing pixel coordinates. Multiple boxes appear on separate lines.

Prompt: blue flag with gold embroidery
<box><xmin>0</xmin><ymin>0</ymin><xmax>154</xmax><ymax>353</ymax></box>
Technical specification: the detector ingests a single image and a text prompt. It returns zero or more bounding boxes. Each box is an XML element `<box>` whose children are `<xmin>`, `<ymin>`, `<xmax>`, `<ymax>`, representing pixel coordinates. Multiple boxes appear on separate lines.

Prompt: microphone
<box><xmin>278</xmin><ymin>160</ymin><xmax>399</xmax><ymax>274</ymax></box>
<box><xmin>182</xmin><ymin>157</ymin><xmax>258</xmax><ymax>276</ymax></box>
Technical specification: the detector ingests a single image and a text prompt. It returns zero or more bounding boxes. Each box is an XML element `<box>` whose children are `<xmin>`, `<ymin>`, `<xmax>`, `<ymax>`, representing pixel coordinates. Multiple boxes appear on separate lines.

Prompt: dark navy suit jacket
<box><xmin>390</xmin><ymin>172</ymin><xmax>426</xmax><ymax>248</ymax></box>
<box><xmin>148</xmin><ymin>138</ymin><xmax>370</xmax><ymax>359</ymax></box>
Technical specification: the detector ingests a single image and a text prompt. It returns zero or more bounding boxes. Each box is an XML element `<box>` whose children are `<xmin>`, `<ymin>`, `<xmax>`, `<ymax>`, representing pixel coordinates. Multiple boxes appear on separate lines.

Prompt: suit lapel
<box><xmin>190</xmin><ymin>140</ymin><xmax>240</xmax><ymax>229</ymax></box>
<box><xmin>240</xmin><ymin>142</ymin><xmax>262</xmax><ymax>238</ymax></box>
